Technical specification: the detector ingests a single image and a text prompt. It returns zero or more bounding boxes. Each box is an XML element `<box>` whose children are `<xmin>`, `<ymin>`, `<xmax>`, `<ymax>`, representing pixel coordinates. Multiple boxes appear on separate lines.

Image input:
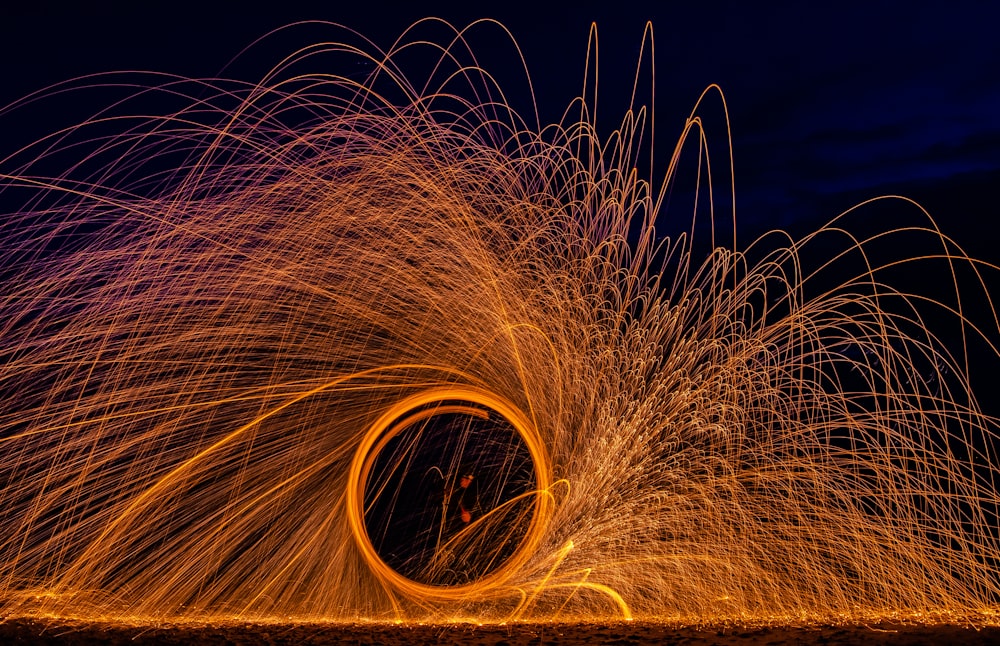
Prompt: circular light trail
<box><xmin>347</xmin><ymin>386</ymin><xmax>551</xmax><ymax>602</ymax></box>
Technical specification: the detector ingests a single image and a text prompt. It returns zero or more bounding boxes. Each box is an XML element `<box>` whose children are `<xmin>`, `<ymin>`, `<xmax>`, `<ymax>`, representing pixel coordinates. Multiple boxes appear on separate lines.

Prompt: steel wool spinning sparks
<box><xmin>0</xmin><ymin>20</ymin><xmax>999</xmax><ymax>624</ymax></box>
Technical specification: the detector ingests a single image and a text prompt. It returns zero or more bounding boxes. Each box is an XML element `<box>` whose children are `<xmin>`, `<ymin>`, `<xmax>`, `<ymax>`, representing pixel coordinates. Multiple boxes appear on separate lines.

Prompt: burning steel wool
<box><xmin>0</xmin><ymin>20</ymin><xmax>998</xmax><ymax>625</ymax></box>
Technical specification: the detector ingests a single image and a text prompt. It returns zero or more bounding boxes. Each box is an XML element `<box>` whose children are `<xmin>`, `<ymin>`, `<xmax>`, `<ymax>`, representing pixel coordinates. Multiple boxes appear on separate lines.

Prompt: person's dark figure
<box><xmin>446</xmin><ymin>472</ymin><xmax>480</xmax><ymax>533</ymax></box>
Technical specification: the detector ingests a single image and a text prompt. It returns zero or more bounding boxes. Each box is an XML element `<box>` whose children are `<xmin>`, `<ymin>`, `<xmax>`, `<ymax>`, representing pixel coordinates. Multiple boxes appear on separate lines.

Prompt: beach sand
<box><xmin>2</xmin><ymin>618</ymin><xmax>999</xmax><ymax>645</ymax></box>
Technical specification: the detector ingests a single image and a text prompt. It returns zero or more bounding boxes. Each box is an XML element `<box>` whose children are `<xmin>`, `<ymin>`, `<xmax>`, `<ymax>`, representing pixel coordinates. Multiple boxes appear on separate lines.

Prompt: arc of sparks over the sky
<box><xmin>0</xmin><ymin>19</ymin><xmax>999</xmax><ymax>624</ymax></box>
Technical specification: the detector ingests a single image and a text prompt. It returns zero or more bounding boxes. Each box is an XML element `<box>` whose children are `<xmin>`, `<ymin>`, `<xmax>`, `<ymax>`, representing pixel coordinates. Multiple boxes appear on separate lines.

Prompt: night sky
<box><xmin>3</xmin><ymin>2</ymin><xmax>998</xmax><ymax>250</ymax></box>
<box><xmin>3</xmin><ymin>2</ymin><xmax>997</xmax><ymax>247</ymax></box>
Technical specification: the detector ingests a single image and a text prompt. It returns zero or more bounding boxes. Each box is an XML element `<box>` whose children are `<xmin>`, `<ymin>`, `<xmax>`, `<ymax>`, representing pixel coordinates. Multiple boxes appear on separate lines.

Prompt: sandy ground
<box><xmin>2</xmin><ymin>618</ymin><xmax>999</xmax><ymax>645</ymax></box>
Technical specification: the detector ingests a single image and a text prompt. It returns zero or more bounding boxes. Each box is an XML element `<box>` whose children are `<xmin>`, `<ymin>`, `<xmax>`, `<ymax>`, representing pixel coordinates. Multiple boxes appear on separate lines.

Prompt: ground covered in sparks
<box><xmin>2</xmin><ymin>619</ymin><xmax>999</xmax><ymax>645</ymax></box>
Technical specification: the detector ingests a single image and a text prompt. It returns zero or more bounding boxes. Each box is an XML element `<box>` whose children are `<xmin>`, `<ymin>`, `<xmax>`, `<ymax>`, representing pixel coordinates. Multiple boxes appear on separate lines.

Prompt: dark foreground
<box><xmin>2</xmin><ymin>618</ymin><xmax>999</xmax><ymax>645</ymax></box>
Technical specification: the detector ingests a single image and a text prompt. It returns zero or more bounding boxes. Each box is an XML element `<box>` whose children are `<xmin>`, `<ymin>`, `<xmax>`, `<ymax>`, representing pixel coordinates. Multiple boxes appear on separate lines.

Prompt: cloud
<box><xmin>732</xmin><ymin>75</ymin><xmax>1000</xmax><ymax>234</ymax></box>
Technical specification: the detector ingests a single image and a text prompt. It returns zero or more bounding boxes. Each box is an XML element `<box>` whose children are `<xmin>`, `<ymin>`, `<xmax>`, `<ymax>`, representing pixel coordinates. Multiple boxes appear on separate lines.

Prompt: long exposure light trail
<box><xmin>0</xmin><ymin>19</ymin><xmax>998</xmax><ymax>625</ymax></box>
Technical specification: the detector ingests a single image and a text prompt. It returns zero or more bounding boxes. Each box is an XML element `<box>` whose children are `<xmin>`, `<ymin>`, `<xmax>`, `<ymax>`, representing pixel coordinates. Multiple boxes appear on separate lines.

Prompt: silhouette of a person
<box><xmin>440</xmin><ymin>470</ymin><xmax>481</xmax><ymax>538</ymax></box>
<box><xmin>451</xmin><ymin>473</ymin><xmax>476</xmax><ymax>525</ymax></box>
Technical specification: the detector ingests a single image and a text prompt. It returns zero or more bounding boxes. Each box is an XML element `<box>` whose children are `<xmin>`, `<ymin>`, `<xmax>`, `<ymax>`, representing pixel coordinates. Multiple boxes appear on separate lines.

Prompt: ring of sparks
<box><xmin>346</xmin><ymin>386</ymin><xmax>552</xmax><ymax>600</ymax></box>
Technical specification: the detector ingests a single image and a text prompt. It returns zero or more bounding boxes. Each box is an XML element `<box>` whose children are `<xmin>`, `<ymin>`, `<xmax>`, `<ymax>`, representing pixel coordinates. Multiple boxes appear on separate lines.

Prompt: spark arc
<box><xmin>347</xmin><ymin>386</ymin><xmax>551</xmax><ymax>600</ymax></box>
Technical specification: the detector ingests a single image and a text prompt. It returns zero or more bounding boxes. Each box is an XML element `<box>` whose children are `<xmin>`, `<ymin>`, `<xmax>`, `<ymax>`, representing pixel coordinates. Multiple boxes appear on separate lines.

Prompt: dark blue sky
<box><xmin>2</xmin><ymin>1</ymin><xmax>998</xmax><ymax>254</ymax></box>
